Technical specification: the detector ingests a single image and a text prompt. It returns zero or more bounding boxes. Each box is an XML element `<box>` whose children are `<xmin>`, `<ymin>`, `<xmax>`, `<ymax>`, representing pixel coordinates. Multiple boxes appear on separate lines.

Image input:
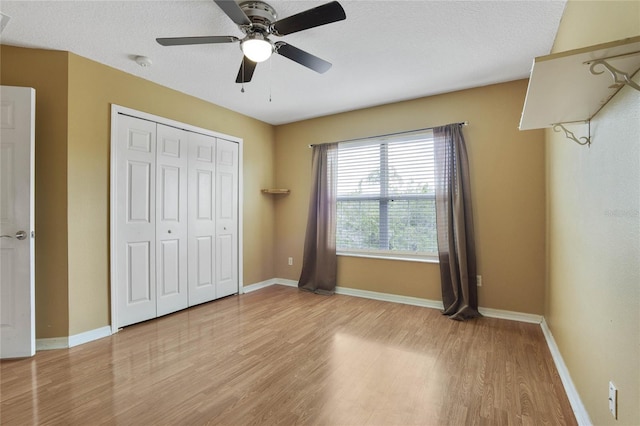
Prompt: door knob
<box><xmin>0</xmin><ymin>231</ymin><xmax>27</xmax><ymax>240</ymax></box>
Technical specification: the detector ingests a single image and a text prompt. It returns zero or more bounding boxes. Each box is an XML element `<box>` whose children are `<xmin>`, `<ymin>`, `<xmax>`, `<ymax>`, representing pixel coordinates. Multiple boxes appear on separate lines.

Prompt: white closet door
<box><xmin>215</xmin><ymin>139</ymin><xmax>238</xmax><ymax>298</ymax></box>
<box><xmin>187</xmin><ymin>132</ymin><xmax>216</xmax><ymax>306</ymax></box>
<box><xmin>155</xmin><ymin>124</ymin><xmax>188</xmax><ymax>316</ymax></box>
<box><xmin>116</xmin><ymin>115</ymin><xmax>157</xmax><ymax>327</ymax></box>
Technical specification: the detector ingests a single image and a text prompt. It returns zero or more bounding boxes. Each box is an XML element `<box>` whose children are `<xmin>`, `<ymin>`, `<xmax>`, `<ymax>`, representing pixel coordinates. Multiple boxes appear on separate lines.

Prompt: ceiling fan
<box><xmin>156</xmin><ymin>0</ymin><xmax>346</xmax><ymax>84</ymax></box>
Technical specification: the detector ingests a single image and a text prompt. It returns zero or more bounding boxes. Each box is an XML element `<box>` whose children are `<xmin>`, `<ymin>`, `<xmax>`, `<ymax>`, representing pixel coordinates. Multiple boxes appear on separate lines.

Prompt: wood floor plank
<box><xmin>1</xmin><ymin>285</ymin><xmax>576</xmax><ymax>425</ymax></box>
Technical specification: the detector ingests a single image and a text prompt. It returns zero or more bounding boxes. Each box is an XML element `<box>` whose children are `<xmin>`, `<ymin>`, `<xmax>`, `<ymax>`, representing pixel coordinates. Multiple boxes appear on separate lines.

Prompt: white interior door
<box><xmin>115</xmin><ymin>115</ymin><xmax>157</xmax><ymax>327</ymax></box>
<box><xmin>216</xmin><ymin>139</ymin><xmax>238</xmax><ymax>298</ymax></box>
<box><xmin>156</xmin><ymin>124</ymin><xmax>188</xmax><ymax>316</ymax></box>
<box><xmin>187</xmin><ymin>132</ymin><xmax>216</xmax><ymax>306</ymax></box>
<box><xmin>0</xmin><ymin>86</ymin><xmax>36</xmax><ymax>358</ymax></box>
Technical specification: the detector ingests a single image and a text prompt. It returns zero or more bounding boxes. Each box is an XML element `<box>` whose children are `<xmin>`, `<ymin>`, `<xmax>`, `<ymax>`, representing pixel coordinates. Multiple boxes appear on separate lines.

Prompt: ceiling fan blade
<box><xmin>236</xmin><ymin>56</ymin><xmax>258</xmax><ymax>83</ymax></box>
<box><xmin>275</xmin><ymin>42</ymin><xmax>332</xmax><ymax>74</ymax></box>
<box><xmin>156</xmin><ymin>36</ymin><xmax>239</xmax><ymax>46</ymax></box>
<box><xmin>271</xmin><ymin>1</ymin><xmax>346</xmax><ymax>36</ymax></box>
<box><xmin>214</xmin><ymin>0</ymin><xmax>251</xmax><ymax>26</ymax></box>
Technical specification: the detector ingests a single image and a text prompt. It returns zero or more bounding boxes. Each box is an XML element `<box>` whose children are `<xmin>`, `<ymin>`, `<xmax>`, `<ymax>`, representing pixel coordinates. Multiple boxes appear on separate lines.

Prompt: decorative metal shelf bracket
<box><xmin>589</xmin><ymin>59</ymin><xmax>640</xmax><ymax>92</ymax></box>
<box><xmin>553</xmin><ymin>122</ymin><xmax>591</xmax><ymax>146</ymax></box>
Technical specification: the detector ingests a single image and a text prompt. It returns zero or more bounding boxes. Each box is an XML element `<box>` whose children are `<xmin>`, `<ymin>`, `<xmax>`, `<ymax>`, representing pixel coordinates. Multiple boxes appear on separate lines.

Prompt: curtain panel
<box><xmin>298</xmin><ymin>143</ymin><xmax>338</xmax><ymax>294</ymax></box>
<box><xmin>434</xmin><ymin>124</ymin><xmax>480</xmax><ymax>320</ymax></box>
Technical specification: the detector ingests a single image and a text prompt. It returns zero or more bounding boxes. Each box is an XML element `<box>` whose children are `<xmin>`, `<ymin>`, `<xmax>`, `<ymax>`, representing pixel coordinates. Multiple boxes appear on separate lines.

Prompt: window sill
<box><xmin>337</xmin><ymin>252</ymin><xmax>439</xmax><ymax>264</ymax></box>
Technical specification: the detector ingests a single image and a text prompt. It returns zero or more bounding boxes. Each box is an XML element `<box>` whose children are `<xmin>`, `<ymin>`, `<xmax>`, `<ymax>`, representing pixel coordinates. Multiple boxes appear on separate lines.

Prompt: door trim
<box><xmin>109</xmin><ymin>104</ymin><xmax>244</xmax><ymax>334</ymax></box>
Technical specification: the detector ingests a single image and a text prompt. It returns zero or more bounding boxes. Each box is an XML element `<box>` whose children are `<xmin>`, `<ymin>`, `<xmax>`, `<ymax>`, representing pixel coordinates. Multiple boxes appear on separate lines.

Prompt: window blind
<box><xmin>336</xmin><ymin>131</ymin><xmax>437</xmax><ymax>257</ymax></box>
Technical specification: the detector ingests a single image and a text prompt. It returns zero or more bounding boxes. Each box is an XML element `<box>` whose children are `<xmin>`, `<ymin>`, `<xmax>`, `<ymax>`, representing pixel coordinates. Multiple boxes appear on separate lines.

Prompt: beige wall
<box><xmin>274</xmin><ymin>80</ymin><xmax>547</xmax><ymax>313</ymax></box>
<box><xmin>546</xmin><ymin>1</ymin><xmax>640</xmax><ymax>425</ymax></box>
<box><xmin>0</xmin><ymin>46</ymin><xmax>70</xmax><ymax>338</ymax></box>
<box><xmin>2</xmin><ymin>46</ymin><xmax>277</xmax><ymax>337</ymax></box>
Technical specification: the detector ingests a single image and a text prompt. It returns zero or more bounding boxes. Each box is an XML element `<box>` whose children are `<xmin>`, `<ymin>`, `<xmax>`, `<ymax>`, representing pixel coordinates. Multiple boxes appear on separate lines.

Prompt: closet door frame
<box><xmin>109</xmin><ymin>104</ymin><xmax>243</xmax><ymax>334</ymax></box>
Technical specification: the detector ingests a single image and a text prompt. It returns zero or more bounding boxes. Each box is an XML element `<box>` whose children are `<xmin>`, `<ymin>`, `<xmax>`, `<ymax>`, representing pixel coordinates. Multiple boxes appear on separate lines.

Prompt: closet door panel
<box><xmin>156</xmin><ymin>124</ymin><xmax>189</xmax><ymax>316</ymax></box>
<box><xmin>216</xmin><ymin>234</ymin><xmax>233</xmax><ymax>283</ymax></box>
<box><xmin>196</xmin><ymin>236</ymin><xmax>213</xmax><ymax>289</ymax></box>
<box><xmin>188</xmin><ymin>133</ymin><xmax>216</xmax><ymax>306</ymax></box>
<box><xmin>116</xmin><ymin>116</ymin><xmax>157</xmax><ymax>327</ymax></box>
<box><xmin>215</xmin><ymin>139</ymin><xmax>238</xmax><ymax>298</ymax></box>
<box><xmin>127</xmin><ymin>242</ymin><xmax>152</xmax><ymax>303</ymax></box>
<box><xmin>159</xmin><ymin>239</ymin><xmax>180</xmax><ymax>294</ymax></box>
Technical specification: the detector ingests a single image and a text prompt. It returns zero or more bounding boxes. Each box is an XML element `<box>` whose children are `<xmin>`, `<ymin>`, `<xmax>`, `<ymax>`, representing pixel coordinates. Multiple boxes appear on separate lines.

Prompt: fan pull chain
<box><xmin>240</xmin><ymin>57</ymin><xmax>245</xmax><ymax>93</ymax></box>
<box><xmin>269</xmin><ymin>55</ymin><xmax>272</xmax><ymax>102</ymax></box>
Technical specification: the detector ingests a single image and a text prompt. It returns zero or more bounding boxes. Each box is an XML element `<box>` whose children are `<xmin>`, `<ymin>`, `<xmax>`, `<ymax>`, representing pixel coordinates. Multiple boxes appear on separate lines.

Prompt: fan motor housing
<box><xmin>239</xmin><ymin>1</ymin><xmax>277</xmax><ymax>30</ymax></box>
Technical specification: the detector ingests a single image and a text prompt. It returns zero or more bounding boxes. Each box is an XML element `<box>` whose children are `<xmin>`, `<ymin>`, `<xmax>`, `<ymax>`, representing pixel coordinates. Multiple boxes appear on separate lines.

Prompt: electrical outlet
<box><xmin>288</xmin><ymin>257</ymin><xmax>293</xmax><ymax>266</ymax></box>
<box><xmin>609</xmin><ymin>381</ymin><xmax>617</xmax><ymax>419</ymax></box>
<box><xmin>476</xmin><ymin>275</ymin><xmax>482</xmax><ymax>287</ymax></box>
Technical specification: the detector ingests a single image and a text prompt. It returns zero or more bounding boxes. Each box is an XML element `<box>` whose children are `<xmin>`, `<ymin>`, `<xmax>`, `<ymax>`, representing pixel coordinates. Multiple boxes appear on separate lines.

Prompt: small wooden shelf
<box><xmin>520</xmin><ymin>36</ymin><xmax>640</xmax><ymax>130</ymax></box>
<box><xmin>261</xmin><ymin>189</ymin><xmax>290</xmax><ymax>195</ymax></box>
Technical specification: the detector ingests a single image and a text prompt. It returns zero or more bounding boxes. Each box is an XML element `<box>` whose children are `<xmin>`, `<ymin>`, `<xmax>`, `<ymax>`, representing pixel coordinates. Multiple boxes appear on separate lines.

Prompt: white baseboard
<box><xmin>69</xmin><ymin>326</ymin><xmax>111</xmax><ymax>347</ymax></box>
<box><xmin>242</xmin><ymin>278</ymin><xmax>283</xmax><ymax>293</ymax></box>
<box><xmin>257</xmin><ymin>279</ymin><xmax>442</xmax><ymax>310</ymax></box>
<box><xmin>267</xmin><ymin>278</ymin><xmax>542</xmax><ymax>323</ymax></box>
<box><xmin>478</xmin><ymin>307</ymin><xmax>542</xmax><ymax>324</ymax></box>
<box><xmin>540</xmin><ymin>318</ymin><xmax>592</xmax><ymax>426</ymax></box>
<box><xmin>36</xmin><ymin>326</ymin><xmax>112</xmax><ymax>351</ymax></box>
<box><xmin>273</xmin><ymin>278</ymin><xmax>298</xmax><ymax>288</ymax></box>
<box><xmin>36</xmin><ymin>336</ymin><xmax>69</xmax><ymax>351</ymax></box>
<box><xmin>334</xmin><ymin>285</ymin><xmax>444</xmax><ymax>310</ymax></box>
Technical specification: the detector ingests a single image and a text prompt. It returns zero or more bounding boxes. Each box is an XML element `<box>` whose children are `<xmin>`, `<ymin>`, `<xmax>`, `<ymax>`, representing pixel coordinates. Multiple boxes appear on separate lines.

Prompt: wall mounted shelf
<box><xmin>519</xmin><ymin>36</ymin><xmax>640</xmax><ymax>135</ymax></box>
<box><xmin>261</xmin><ymin>189</ymin><xmax>290</xmax><ymax>195</ymax></box>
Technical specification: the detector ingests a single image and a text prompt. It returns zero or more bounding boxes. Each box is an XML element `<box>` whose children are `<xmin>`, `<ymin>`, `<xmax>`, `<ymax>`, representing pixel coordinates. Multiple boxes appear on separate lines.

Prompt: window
<box><xmin>336</xmin><ymin>130</ymin><xmax>438</xmax><ymax>261</ymax></box>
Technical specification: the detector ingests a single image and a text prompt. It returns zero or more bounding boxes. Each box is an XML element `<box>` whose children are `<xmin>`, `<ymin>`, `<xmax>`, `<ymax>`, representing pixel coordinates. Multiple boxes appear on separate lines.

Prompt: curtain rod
<box><xmin>308</xmin><ymin>121</ymin><xmax>468</xmax><ymax>148</ymax></box>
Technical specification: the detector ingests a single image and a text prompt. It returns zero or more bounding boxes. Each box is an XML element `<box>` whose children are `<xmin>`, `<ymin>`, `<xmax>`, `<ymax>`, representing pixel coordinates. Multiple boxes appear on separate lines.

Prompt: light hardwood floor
<box><xmin>1</xmin><ymin>285</ymin><xmax>576</xmax><ymax>425</ymax></box>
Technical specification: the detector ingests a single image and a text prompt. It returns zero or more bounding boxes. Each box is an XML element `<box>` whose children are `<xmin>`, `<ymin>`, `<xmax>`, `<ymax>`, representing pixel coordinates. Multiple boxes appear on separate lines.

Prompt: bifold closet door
<box><xmin>216</xmin><ymin>139</ymin><xmax>238</xmax><ymax>298</ymax></box>
<box><xmin>114</xmin><ymin>113</ymin><xmax>239</xmax><ymax>327</ymax></box>
<box><xmin>155</xmin><ymin>124</ymin><xmax>189</xmax><ymax>316</ymax></box>
<box><xmin>187</xmin><ymin>132</ymin><xmax>217</xmax><ymax>306</ymax></box>
<box><xmin>115</xmin><ymin>115</ymin><xmax>157</xmax><ymax>327</ymax></box>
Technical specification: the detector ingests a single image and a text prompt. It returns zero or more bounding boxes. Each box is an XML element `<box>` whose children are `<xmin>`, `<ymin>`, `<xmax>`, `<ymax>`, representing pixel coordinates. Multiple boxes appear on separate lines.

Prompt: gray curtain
<box><xmin>434</xmin><ymin>124</ymin><xmax>480</xmax><ymax>320</ymax></box>
<box><xmin>298</xmin><ymin>143</ymin><xmax>338</xmax><ymax>295</ymax></box>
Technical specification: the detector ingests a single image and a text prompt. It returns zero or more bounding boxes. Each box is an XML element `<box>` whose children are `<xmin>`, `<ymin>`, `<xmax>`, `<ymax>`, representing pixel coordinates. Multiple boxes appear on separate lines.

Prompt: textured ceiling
<box><xmin>0</xmin><ymin>0</ymin><xmax>566</xmax><ymax>125</ymax></box>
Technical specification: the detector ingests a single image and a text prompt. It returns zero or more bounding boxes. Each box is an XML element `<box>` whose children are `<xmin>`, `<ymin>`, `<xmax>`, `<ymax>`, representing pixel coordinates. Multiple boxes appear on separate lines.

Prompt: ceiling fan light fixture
<box><xmin>241</xmin><ymin>36</ymin><xmax>273</xmax><ymax>63</ymax></box>
<box><xmin>156</xmin><ymin>0</ymin><xmax>346</xmax><ymax>83</ymax></box>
